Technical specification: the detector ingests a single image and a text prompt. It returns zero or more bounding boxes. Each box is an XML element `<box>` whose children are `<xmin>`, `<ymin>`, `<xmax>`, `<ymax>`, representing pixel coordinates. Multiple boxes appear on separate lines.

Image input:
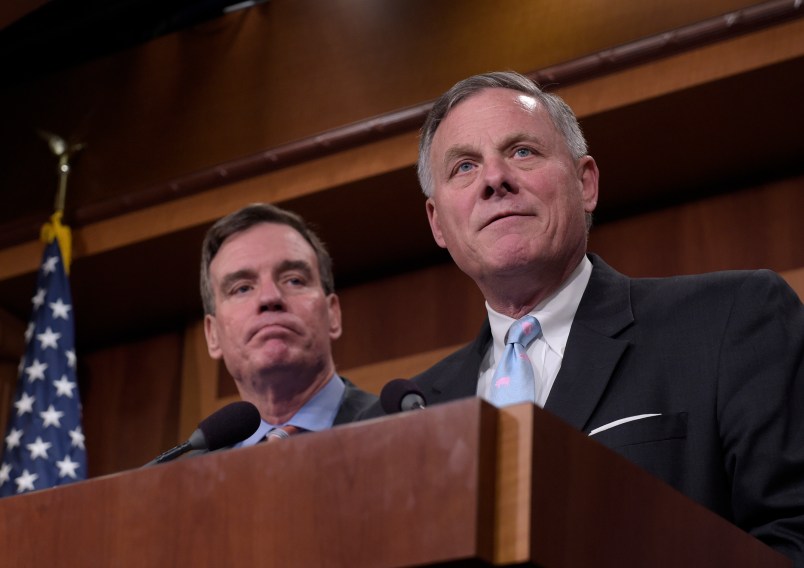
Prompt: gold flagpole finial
<box><xmin>38</xmin><ymin>130</ymin><xmax>85</xmax><ymax>273</ymax></box>
<box><xmin>38</xmin><ymin>129</ymin><xmax>85</xmax><ymax>213</ymax></box>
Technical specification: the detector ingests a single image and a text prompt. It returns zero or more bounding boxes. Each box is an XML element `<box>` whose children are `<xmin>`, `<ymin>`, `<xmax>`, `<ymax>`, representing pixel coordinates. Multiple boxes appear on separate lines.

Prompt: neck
<box><xmin>236</xmin><ymin>361</ymin><xmax>335</xmax><ymax>424</ymax></box>
<box><xmin>478</xmin><ymin>252</ymin><xmax>585</xmax><ymax>319</ymax></box>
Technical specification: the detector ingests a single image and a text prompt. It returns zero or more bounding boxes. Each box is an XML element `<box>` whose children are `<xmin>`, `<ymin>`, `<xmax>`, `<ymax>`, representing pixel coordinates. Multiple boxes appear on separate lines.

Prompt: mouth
<box><xmin>481</xmin><ymin>211</ymin><xmax>531</xmax><ymax>230</ymax></box>
<box><xmin>247</xmin><ymin>320</ymin><xmax>297</xmax><ymax>342</ymax></box>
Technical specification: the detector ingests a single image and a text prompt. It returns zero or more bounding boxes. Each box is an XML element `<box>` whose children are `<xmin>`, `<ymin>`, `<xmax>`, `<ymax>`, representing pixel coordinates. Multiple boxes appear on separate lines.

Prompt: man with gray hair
<box><xmin>379</xmin><ymin>71</ymin><xmax>804</xmax><ymax>562</ymax></box>
<box><xmin>201</xmin><ymin>203</ymin><xmax>376</xmax><ymax>444</ymax></box>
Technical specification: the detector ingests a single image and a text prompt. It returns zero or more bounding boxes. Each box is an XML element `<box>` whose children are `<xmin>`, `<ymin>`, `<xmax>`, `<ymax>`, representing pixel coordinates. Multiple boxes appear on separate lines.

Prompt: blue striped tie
<box><xmin>489</xmin><ymin>315</ymin><xmax>541</xmax><ymax>406</ymax></box>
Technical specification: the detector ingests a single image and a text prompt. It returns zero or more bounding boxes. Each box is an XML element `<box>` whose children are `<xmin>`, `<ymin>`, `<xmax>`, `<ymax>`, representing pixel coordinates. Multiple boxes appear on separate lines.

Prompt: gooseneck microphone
<box><xmin>380</xmin><ymin>378</ymin><xmax>427</xmax><ymax>414</ymax></box>
<box><xmin>146</xmin><ymin>401</ymin><xmax>261</xmax><ymax>466</ymax></box>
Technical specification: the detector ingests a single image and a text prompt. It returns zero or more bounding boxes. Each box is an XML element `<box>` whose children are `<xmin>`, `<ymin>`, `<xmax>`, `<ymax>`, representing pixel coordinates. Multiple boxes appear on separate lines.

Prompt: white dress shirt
<box><xmin>478</xmin><ymin>256</ymin><xmax>592</xmax><ymax>407</ymax></box>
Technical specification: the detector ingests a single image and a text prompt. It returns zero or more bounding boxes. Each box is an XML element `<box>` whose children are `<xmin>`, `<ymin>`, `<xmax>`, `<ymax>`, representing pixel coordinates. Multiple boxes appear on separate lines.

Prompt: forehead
<box><xmin>210</xmin><ymin>222</ymin><xmax>317</xmax><ymax>276</ymax></box>
<box><xmin>433</xmin><ymin>87</ymin><xmax>554</xmax><ymax>147</ymax></box>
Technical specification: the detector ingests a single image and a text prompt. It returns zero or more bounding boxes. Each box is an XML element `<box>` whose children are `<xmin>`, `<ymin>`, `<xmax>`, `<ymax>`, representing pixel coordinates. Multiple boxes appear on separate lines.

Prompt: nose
<box><xmin>258</xmin><ymin>279</ymin><xmax>285</xmax><ymax>312</ymax></box>
<box><xmin>481</xmin><ymin>157</ymin><xmax>516</xmax><ymax>199</ymax></box>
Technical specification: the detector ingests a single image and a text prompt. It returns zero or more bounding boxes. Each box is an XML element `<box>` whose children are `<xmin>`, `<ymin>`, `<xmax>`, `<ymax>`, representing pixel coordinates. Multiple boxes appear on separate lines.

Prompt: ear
<box><xmin>425</xmin><ymin>197</ymin><xmax>448</xmax><ymax>249</ymax></box>
<box><xmin>204</xmin><ymin>314</ymin><xmax>223</xmax><ymax>360</ymax></box>
<box><xmin>327</xmin><ymin>293</ymin><xmax>343</xmax><ymax>341</ymax></box>
<box><xmin>577</xmin><ymin>155</ymin><xmax>600</xmax><ymax>214</ymax></box>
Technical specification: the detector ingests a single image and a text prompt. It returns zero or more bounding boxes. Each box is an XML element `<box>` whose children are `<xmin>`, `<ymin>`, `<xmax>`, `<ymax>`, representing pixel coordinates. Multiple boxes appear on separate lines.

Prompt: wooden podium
<box><xmin>0</xmin><ymin>399</ymin><xmax>790</xmax><ymax>567</ymax></box>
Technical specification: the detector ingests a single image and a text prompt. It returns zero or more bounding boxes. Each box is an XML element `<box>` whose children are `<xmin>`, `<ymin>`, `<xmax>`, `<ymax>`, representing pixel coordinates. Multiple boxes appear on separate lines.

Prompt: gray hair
<box><xmin>417</xmin><ymin>71</ymin><xmax>589</xmax><ymax>198</ymax></box>
<box><xmin>200</xmin><ymin>203</ymin><xmax>334</xmax><ymax>315</ymax></box>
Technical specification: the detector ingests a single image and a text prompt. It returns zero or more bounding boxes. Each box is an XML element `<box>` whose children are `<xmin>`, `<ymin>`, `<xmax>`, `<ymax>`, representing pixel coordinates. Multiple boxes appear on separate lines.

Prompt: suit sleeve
<box><xmin>717</xmin><ymin>270</ymin><xmax>804</xmax><ymax>564</ymax></box>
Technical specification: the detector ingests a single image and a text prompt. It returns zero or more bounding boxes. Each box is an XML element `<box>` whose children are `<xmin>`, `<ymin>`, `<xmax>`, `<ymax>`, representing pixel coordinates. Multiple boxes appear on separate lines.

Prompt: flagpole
<box><xmin>38</xmin><ymin>131</ymin><xmax>84</xmax><ymax>273</ymax></box>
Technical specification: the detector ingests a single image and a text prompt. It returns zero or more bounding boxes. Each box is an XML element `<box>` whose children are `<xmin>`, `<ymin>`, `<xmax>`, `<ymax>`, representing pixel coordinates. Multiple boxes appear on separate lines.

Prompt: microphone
<box><xmin>146</xmin><ymin>401</ymin><xmax>261</xmax><ymax>466</ymax></box>
<box><xmin>380</xmin><ymin>378</ymin><xmax>427</xmax><ymax>414</ymax></box>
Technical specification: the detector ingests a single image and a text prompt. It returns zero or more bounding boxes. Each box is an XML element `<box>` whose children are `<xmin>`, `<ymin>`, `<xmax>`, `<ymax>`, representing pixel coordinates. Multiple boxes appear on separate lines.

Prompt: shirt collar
<box><xmin>486</xmin><ymin>256</ymin><xmax>592</xmax><ymax>358</ymax></box>
<box><xmin>236</xmin><ymin>373</ymin><xmax>346</xmax><ymax>447</ymax></box>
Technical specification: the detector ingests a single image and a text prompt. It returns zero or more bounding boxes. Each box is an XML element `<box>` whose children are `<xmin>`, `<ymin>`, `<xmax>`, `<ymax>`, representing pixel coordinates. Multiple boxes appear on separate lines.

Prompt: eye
<box><xmin>452</xmin><ymin>161</ymin><xmax>475</xmax><ymax>177</ymax></box>
<box><xmin>514</xmin><ymin>147</ymin><xmax>533</xmax><ymax>158</ymax></box>
<box><xmin>230</xmin><ymin>283</ymin><xmax>253</xmax><ymax>296</ymax></box>
<box><xmin>283</xmin><ymin>274</ymin><xmax>308</xmax><ymax>288</ymax></box>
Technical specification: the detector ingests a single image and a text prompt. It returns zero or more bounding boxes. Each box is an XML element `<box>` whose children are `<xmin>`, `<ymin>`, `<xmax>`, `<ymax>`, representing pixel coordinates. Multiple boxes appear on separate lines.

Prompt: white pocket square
<box><xmin>588</xmin><ymin>413</ymin><xmax>661</xmax><ymax>436</ymax></box>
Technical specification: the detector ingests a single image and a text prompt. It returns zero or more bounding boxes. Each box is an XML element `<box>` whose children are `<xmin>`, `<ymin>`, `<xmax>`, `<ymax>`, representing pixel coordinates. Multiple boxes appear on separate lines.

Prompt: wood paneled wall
<box><xmin>2</xmin><ymin>0</ymin><xmax>763</xmax><ymax>230</ymax></box>
<box><xmin>1</xmin><ymin>1</ymin><xmax>802</xmax><ymax>478</ymax></box>
<box><xmin>80</xmin><ymin>333</ymin><xmax>183</xmax><ymax>475</ymax></box>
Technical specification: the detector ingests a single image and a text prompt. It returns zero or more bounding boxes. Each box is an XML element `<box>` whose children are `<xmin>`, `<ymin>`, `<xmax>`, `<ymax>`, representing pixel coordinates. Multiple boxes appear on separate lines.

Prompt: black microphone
<box><xmin>380</xmin><ymin>378</ymin><xmax>427</xmax><ymax>414</ymax></box>
<box><xmin>146</xmin><ymin>401</ymin><xmax>261</xmax><ymax>466</ymax></box>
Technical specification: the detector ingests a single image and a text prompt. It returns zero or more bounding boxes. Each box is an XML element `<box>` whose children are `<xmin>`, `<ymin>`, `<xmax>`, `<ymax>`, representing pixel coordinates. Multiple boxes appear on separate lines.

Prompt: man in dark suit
<box><xmin>200</xmin><ymin>203</ymin><xmax>376</xmax><ymax>444</ymax></box>
<box><xmin>386</xmin><ymin>71</ymin><xmax>804</xmax><ymax>562</ymax></box>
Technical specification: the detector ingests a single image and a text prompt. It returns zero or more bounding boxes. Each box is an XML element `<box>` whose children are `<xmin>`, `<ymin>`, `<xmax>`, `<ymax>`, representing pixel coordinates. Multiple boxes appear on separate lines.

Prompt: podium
<box><xmin>0</xmin><ymin>399</ymin><xmax>790</xmax><ymax>567</ymax></box>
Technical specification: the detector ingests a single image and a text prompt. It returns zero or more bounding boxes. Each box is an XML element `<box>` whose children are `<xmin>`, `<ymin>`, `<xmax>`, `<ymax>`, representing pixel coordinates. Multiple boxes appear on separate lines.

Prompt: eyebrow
<box><xmin>441</xmin><ymin>144</ymin><xmax>478</xmax><ymax>172</ymax></box>
<box><xmin>218</xmin><ymin>268</ymin><xmax>257</xmax><ymax>294</ymax></box>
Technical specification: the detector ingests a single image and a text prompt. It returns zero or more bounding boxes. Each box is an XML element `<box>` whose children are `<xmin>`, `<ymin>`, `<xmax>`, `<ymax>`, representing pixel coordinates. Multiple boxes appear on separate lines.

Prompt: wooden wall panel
<box><xmin>588</xmin><ymin>175</ymin><xmax>804</xmax><ymax>277</ymax></box>
<box><xmin>1</xmin><ymin>0</ymin><xmax>764</xmax><ymax>231</ymax></box>
<box><xmin>2</xmin><ymin>2</ymin><xmax>800</xmax><ymax>479</ymax></box>
<box><xmin>80</xmin><ymin>332</ymin><xmax>183</xmax><ymax>476</ymax></box>
<box><xmin>334</xmin><ymin>263</ymin><xmax>485</xmax><ymax>370</ymax></box>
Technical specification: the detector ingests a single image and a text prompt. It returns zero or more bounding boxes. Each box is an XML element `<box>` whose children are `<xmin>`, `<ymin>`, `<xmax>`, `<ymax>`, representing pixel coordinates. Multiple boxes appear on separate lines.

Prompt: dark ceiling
<box><xmin>0</xmin><ymin>0</ymin><xmax>259</xmax><ymax>87</ymax></box>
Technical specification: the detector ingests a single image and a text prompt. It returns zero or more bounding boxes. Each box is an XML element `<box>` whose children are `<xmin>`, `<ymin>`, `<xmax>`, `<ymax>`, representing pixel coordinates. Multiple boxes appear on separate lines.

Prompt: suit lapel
<box><xmin>545</xmin><ymin>255</ymin><xmax>633</xmax><ymax>431</ymax></box>
<box><xmin>428</xmin><ymin>319</ymin><xmax>492</xmax><ymax>403</ymax></box>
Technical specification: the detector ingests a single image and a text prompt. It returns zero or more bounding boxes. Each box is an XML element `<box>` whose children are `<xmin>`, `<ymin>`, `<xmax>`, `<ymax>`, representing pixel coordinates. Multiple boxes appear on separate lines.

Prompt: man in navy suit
<box><xmin>201</xmin><ymin>204</ymin><xmax>376</xmax><ymax>445</ymax></box>
<box><xmin>387</xmin><ymin>71</ymin><xmax>804</xmax><ymax>562</ymax></box>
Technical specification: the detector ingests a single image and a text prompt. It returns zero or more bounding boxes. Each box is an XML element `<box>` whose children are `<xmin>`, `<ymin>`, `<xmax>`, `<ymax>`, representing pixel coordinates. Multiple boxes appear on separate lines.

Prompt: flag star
<box><xmin>56</xmin><ymin>455</ymin><xmax>80</xmax><ymax>479</ymax></box>
<box><xmin>49</xmin><ymin>298</ymin><xmax>72</xmax><ymax>320</ymax></box>
<box><xmin>69</xmin><ymin>427</ymin><xmax>86</xmax><ymax>450</ymax></box>
<box><xmin>54</xmin><ymin>375</ymin><xmax>77</xmax><ymax>398</ymax></box>
<box><xmin>15</xmin><ymin>469</ymin><xmax>38</xmax><ymax>493</ymax></box>
<box><xmin>27</xmin><ymin>437</ymin><xmax>52</xmax><ymax>460</ymax></box>
<box><xmin>0</xmin><ymin>463</ymin><xmax>11</xmax><ymax>485</ymax></box>
<box><xmin>24</xmin><ymin>322</ymin><xmax>35</xmax><ymax>343</ymax></box>
<box><xmin>14</xmin><ymin>392</ymin><xmax>36</xmax><ymax>416</ymax></box>
<box><xmin>5</xmin><ymin>428</ymin><xmax>24</xmax><ymax>449</ymax></box>
<box><xmin>40</xmin><ymin>405</ymin><xmax>65</xmax><ymax>428</ymax></box>
<box><xmin>42</xmin><ymin>255</ymin><xmax>60</xmax><ymax>274</ymax></box>
<box><xmin>32</xmin><ymin>288</ymin><xmax>46</xmax><ymax>309</ymax></box>
<box><xmin>24</xmin><ymin>359</ymin><xmax>48</xmax><ymax>382</ymax></box>
<box><xmin>37</xmin><ymin>327</ymin><xmax>62</xmax><ymax>350</ymax></box>
<box><xmin>65</xmin><ymin>349</ymin><xmax>76</xmax><ymax>368</ymax></box>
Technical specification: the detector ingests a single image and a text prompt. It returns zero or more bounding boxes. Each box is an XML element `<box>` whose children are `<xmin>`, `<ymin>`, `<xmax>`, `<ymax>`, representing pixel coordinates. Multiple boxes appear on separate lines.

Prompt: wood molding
<box><xmin>0</xmin><ymin>131</ymin><xmax>418</xmax><ymax>282</ymax></box>
<box><xmin>2</xmin><ymin>12</ymin><xmax>803</xmax><ymax>284</ymax></box>
<box><xmin>63</xmin><ymin>0</ymin><xmax>804</xmax><ymax>229</ymax></box>
<box><xmin>559</xmin><ymin>16</ymin><xmax>804</xmax><ymax>117</ymax></box>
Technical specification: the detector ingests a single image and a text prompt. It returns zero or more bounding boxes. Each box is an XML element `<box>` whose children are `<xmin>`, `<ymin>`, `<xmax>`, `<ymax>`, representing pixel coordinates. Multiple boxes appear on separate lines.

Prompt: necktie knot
<box><xmin>506</xmin><ymin>315</ymin><xmax>541</xmax><ymax>348</ymax></box>
<box><xmin>265</xmin><ymin>424</ymin><xmax>304</xmax><ymax>442</ymax></box>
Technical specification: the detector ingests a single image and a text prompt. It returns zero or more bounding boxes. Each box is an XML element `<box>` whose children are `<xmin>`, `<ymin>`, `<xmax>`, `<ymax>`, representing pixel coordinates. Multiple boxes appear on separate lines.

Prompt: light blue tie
<box><xmin>489</xmin><ymin>315</ymin><xmax>541</xmax><ymax>407</ymax></box>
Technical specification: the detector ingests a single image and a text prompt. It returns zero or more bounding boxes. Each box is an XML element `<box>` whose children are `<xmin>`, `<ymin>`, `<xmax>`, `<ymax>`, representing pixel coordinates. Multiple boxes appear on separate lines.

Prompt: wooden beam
<box><xmin>1</xmin><ymin>17</ymin><xmax>802</xmax><ymax>283</ymax></box>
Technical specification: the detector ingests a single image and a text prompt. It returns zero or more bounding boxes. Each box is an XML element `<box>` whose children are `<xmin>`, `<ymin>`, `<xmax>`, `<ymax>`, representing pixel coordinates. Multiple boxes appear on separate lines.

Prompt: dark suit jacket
<box><xmin>333</xmin><ymin>378</ymin><xmax>378</xmax><ymax>425</ymax></box>
<box><xmin>365</xmin><ymin>254</ymin><xmax>804</xmax><ymax>564</ymax></box>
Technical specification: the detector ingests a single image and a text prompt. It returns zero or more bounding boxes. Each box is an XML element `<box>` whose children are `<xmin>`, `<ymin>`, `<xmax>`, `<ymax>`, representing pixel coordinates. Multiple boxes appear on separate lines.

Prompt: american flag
<box><xmin>0</xmin><ymin>239</ymin><xmax>86</xmax><ymax>496</ymax></box>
